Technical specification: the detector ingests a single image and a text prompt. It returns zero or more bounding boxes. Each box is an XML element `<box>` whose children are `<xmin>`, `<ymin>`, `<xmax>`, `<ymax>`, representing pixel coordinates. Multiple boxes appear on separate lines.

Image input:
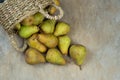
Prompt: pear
<box><xmin>38</xmin><ymin>34</ymin><xmax>58</xmax><ymax>48</ymax></box>
<box><xmin>25</xmin><ymin>48</ymin><xmax>46</xmax><ymax>65</ymax></box>
<box><xmin>48</xmin><ymin>0</ymin><xmax>60</xmax><ymax>14</ymax></box>
<box><xmin>15</xmin><ymin>23</ymin><xmax>21</xmax><ymax>30</ymax></box>
<box><xmin>33</xmin><ymin>12</ymin><xmax>45</xmax><ymax>25</ymax></box>
<box><xmin>19</xmin><ymin>25</ymin><xmax>39</xmax><ymax>38</ymax></box>
<box><xmin>54</xmin><ymin>22</ymin><xmax>70</xmax><ymax>36</ymax></box>
<box><xmin>41</xmin><ymin>19</ymin><xmax>56</xmax><ymax>34</ymax></box>
<box><xmin>27</xmin><ymin>34</ymin><xmax>47</xmax><ymax>53</ymax></box>
<box><xmin>69</xmin><ymin>44</ymin><xmax>86</xmax><ymax>69</ymax></box>
<box><xmin>53</xmin><ymin>0</ymin><xmax>60</xmax><ymax>5</ymax></box>
<box><xmin>48</xmin><ymin>7</ymin><xmax>57</xmax><ymax>15</ymax></box>
<box><xmin>46</xmin><ymin>48</ymin><xmax>66</xmax><ymax>65</ymax></box>
<box><xmin>58</xmin><ymin>35</ymin><xmax>71</xmax><ymax>55</ymax></box>
<box><xmin>21</xmin><ymin>16</ymin><xmax>34</xmax><ymax>26</ymax></box>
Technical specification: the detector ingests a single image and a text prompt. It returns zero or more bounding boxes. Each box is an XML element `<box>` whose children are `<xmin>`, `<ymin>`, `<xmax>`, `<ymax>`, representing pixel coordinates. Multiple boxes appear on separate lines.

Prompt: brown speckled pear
<box><xmin>25</xmin><ymin>48</ymin><xmax>46</xmax><ymax>65</ymax></box>
<box><xmin>27</xmin><ymin>34</ymin><xmax>47</xmax><ymax>53</ymax></box>
<box><xmin>38</xmin><ymin>34</ymin><xmax>58</xmax><ymax>48</ymax></box>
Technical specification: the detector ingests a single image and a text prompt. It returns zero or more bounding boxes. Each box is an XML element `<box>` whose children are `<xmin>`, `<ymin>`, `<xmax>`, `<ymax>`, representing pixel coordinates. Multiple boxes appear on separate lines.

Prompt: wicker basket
<box><xmin>0</xmin><ymin>0</ymin><xmax>64</xmax><ymax>52</ymax></box>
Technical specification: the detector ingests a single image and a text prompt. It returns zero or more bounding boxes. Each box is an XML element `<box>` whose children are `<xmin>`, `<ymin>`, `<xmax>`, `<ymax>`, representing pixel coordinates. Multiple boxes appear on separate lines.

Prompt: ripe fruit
<box><xmin>46</xmin><ymin>48</ymin><xmax>66</xmax><ymax>65</ymax></box>
<box><xmin>27</xmin><ymin>34</ymin><xmax>47</xmax><ymax>53</ymax></box>
<box><xmin>58</xmin><ymin>35</ymin><xmax>71</xmax><ymax>55</ymax></box>
<box><xmin>38</xmin><ymin>34</ymin><xmax>58</xmax><ymax>48</ymax></box>
<box><xmin>70</xmin><ymin>44</ymin><xmax>86</xmax><ymax>69</ymax></box>
<box><xmin>19</xmin><ymin>25</ymin><xmax>39</xmax><ymax>38</ymax></box>
<box><xmin>41</xmin><ymin>19</ymin><xmax>56</xmax><ymax>34</ymax></box>
<box><xmin>21</xmin><ymin>16</ymin><xmax>34</xmax><ymax>26</ymax></box>
<box><xmin>15</xmin><ymin>23</ymin><xmax>21</xmax><ymax>30</ymax></box>
<box><xmin>54</xmin><ymin>22</ymin><xmax>70</xmax><ymax>36</ymax></box>
<box><xmin>25</xmin><ymin>48</ymin><xmax>46</xmax><ymax>65</ymax></box>
<box><xmin>33</xmin><ymin>12</ymin><xmax>45</xmax><ymax>25</ymax></box>
<box><xmin>48</xmin><ymin>0</ymin><xmax>60</xmax><ymax>14</ymax></box>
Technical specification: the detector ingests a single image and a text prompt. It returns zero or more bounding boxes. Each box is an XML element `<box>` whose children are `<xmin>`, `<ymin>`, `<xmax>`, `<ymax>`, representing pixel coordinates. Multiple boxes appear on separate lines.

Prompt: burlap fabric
<box><xmin>0</xmin><ymin>0</ymin><xmax>64</xmax><ymax>52</ymax></box>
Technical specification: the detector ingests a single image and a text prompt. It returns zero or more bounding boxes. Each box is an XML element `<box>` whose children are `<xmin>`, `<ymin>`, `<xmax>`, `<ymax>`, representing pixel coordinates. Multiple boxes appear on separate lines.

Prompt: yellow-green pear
<box><xmin>58</xmin><ymin>35</ymin><xmax>71</xmax><ymax>55</ymax></box>
<box><xmin>19</xmin><ymin>25</ymin><xmax>39</xmax><ymax>38</ymax></box>
<box><xmin>25</xmin><ymin>48</ymin><xmax>46</xmax><ymax>65</ymax></box>
<box><xmin>46</xmin><ymin>48</ymin><xmax>66</xmax><ymax>65</ymax></box>
<box><xmin>53</xmin><ymin>0</ymin><xmax>60</xmax><ymax>6</ymax></box>
<box><xmin>27</xmin><ymin>34</ymin><xmax>47</xmax><ymax>53</ymax></box>
<box><xmin>48</xmin><ymin>0</ymin><xmax>60</xmax><ymax>14</ymax></box>
<box><xmin>15</xmin><ymin>23</ymin><xmax>21</xmax><ymax>30</ymax></box>
<box><xmin>38</xmin><ymin>34</ymin><xmax>58</xmax><ymax>48</ymax></box>
<box><xmin>70</xmin><ymin>44</ymin><xmax>86</xmax><ymax>69</ymax></box>
<box><xmin>48</xmin><ymin>7</ymin><xmax>57</xmax><ymax>15</ymax></box>
<box><xmin>41</xmin><ymin>19</ymin><xmax>56</xmax><ymax>34</ymax></box>
<box><xmin>33</xmin><ymin>12</ymin><xmax>45</xmax><ymax>25</ymax></box>
<box><xmin>54</xmin><ymin>22</ymin><xmax>70</xmax><ymax>36</ymax></box>
<box><xmin>21</xmin><ymin>16</ymin><xmax>34</xmax><ymax>26</ymax></box>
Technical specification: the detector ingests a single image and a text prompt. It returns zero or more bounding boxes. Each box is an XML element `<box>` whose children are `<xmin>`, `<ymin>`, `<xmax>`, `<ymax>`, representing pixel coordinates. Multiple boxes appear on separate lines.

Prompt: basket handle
<box><xmin>39</xmin><ymin>4</ymin><xmax>64</xmax><ymax>20</ymax></box>
<box><xmin>9</xmin><ymin>33</ymin><xmax>27</xmax><ymax>52</ymax></box>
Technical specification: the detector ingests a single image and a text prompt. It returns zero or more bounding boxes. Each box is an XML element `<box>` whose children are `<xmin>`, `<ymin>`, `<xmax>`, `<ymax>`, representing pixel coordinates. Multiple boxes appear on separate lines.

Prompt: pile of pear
<box><xmin>14</xmin><ymin>1</ymin><xmax>87</xmax><ymax>69</ymax></box>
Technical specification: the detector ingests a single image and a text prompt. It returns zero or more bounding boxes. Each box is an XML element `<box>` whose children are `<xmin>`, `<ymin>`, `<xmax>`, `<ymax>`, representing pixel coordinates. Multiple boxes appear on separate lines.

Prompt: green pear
<box><xmin>58</xmin><ymin>35</ymin><xmax>71</xmax><ymax>55</ymax></box>
<box><xmin>70</xmin><ymin>44</ymin><xmax>86</xmax><ymax>69</ymax></box>
<box><xmin>38</xmin><ymin>34</ymin><xmax>58</xmax><ymax>48</ymax></box>
<box><xmin>54</xmin><ymin>22</ymin><xmax>70</xmax><ymax>36</ymax></box>
<box><xmin>41</xmin><ymin>19</ymin><xmax>56</xmax><ymax>34</ymax></box>
<box><xmin>46</xmin><ymin>48</ymin><xmax>66</xmax><ymax>65</ymax></box>
<box><xmin>19</xmin><ymin>25</ymin><xmax>39</xmax><ymax>38</ymax></box>
<box><xmin>21</xmin><ymin>16</ymin><xmax>34</xmax><ymax>26</ymax></box>
<box><xmin>25</xmin><ymin>48</ymin><xmax>46</xmax><ymax>65</ymax></box>
<box><xmin>15</xmin><ymin>23</ymin><xmax>21</xmax><ymax>30</ymax></box>
<box><xmin>27</xmin><ymin>34</ymin><xmax>47</xmax><ymax>53</ymax></box>
<box><xmin>33</xmin><ymin>12</ymin><xmax>45</xmax><ymax>25</ymax></box>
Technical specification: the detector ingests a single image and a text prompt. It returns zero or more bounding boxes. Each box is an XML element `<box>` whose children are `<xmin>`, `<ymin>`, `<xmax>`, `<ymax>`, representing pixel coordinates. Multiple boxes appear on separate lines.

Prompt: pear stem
<box><xmin>79</xmin><ymin>65</ymin><xmax>82</xmax><ymax>70</ymax></box>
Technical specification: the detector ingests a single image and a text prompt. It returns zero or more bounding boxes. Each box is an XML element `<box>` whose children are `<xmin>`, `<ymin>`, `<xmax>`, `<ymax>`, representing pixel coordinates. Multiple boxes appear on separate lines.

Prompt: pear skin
<box><xmin>41</xmin><ymin>19</ymin><xmax>56</xmax><ymax>34</ymax></box>
<box><xmin>54</xmin><ymin>22</ymin><xmax>70</xmax><ymax>36</ymax></box>
<box><xmin>70</xmin><ymin>45</ymin><xmax>86</xmax><ymax>66</ymax></box>
<box><xmin>21</xmin><ymin>16</ymin><xmax>34</xmax><ymax>26</ymax></box>
<box><xmin>48</xmin><ymin>0</ymin><xmax>60</xmax><ymax>14</ymax></box>
<box><xmin>19</xmin><ymin>25</ymin><xmax>39</xmax><ymax>38</ymax></box>
<box><xmin>58</xmin><ymin>35</ymin><xmax>71</xmax><ymax>55</ymax></box>
<box><xmin>53</xmin><ymin>0</ymin><xmax>60</xmax><ymax>5</ymax></box>
<box><xmin>48</xmin><ymin>7</ymin><xmax>57</xmax><ymax>15</ymax></box>
<box><xmin>15</xmin><ymin>23</ymin><xmax>21</xmax><ymax>30</ymax></box>
<box><xmin>38</xmin><ymin>34</ymin><xmax>58</xmax><ymax>48</ymax></box>
<box><xmin>25</xmin><ymin>48</ymin><xmax>46</xmax><ymax>65</ymax></box>
<box><xmin>33</xmin><ymin>12</ymin><xmax>44</xmax><ymax>25</ymax></box>
<box><xmin>46</xmin><ymin>48</ymin><xmax>66</xmax><ymax>65</ymax></box>
<box><xmin>27</xmin><ymin>34</ymin><xmax>47</xmax><ymax>53</ymax></box>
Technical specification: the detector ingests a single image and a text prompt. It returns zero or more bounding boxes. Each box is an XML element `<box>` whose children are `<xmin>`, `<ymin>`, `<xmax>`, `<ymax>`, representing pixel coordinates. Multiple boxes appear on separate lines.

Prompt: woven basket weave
<box><xmin>0</xmin><ymin>0</ymin><xmax>64</xmax><ymax>52</ymax></box>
